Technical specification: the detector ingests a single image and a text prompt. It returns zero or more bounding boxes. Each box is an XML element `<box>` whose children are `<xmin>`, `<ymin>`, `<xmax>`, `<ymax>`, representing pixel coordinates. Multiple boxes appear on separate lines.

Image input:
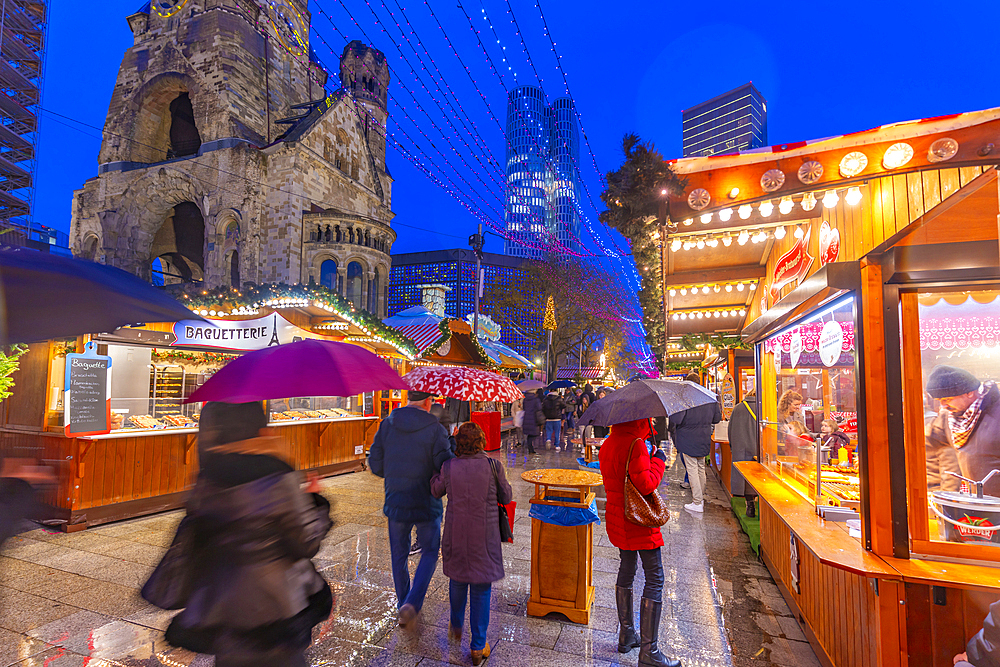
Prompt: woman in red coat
<box><xmin>599</xmin><ymin>419</ymin><xmax>680</xmax><ymax>667</ymax></box>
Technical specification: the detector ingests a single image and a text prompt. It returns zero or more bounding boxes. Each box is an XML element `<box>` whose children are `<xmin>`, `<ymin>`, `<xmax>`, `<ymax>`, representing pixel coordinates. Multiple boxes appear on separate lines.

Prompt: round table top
<box><xmin>521</xmin><ymin>468</ymin><xmax>603</xmax><ymax>487</ymax></box>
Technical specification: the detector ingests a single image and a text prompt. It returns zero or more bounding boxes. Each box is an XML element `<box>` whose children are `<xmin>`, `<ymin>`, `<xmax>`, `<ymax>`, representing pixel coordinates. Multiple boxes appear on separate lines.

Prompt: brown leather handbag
<box><xmin>624</xmin><ymin>438</ymin><xmax>670</xmax><ymax>527</ymax></box>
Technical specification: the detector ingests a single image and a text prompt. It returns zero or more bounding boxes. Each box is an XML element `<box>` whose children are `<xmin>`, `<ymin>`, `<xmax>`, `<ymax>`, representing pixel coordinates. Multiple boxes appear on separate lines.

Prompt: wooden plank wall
<box><xmin>905</xmin><ymin>583</ymin><xmax>1000</xmax><ymax>667</ymax></box>
<box><xmin>745</xmin><ymin>166</ymin><xmax>989</xmax><ymax>323</ymax></box>
<box><xmin>760</xmin><ymin>502</ymin><xmax>880</xmax><ymax>667</ymax></box>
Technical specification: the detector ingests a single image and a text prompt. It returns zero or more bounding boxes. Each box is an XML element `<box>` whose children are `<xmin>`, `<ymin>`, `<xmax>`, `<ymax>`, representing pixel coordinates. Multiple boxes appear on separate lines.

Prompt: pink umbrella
<box><xmin>185</xmin><ymin>339</ymin><xmax>409</xmax><ymax>404</ymax></box>
<box><xmin>403</xmin><ymin>365</ymin><xmax>523</xmax><ymax>402</ymax></box>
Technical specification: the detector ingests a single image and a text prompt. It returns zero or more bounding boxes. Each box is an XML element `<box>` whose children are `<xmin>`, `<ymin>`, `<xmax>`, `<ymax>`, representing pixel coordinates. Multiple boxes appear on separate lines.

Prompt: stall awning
<box><xmin>557</xmin><ymin>367</ymin><xmax>605</xmax><ymax>380</ymax></box>
<box><xmin>382</xmin><ymin>306</ymin><xmax>446</xmax><ymax>354</ymax></box>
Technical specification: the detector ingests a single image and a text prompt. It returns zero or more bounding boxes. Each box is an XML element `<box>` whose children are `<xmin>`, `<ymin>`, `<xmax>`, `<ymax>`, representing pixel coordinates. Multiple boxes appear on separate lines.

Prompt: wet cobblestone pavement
<box><xmin>0</xmin><ymin>443</ymin><xmax>822</xmax><ymax>667</ymax></box>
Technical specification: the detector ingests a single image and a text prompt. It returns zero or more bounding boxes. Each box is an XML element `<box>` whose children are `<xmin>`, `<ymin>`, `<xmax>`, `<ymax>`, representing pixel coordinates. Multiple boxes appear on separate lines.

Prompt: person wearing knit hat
<box><xmin>925</xmin><ymin>365</ymin><xmax>1000</xmax><ymax>496</ymax></box>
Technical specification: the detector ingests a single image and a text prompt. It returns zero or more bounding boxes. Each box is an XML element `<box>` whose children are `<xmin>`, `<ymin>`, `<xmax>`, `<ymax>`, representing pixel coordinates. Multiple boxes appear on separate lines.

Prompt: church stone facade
<box><xmin>70</xmin><ymin>0</ymin><xmax>395</xmax><ymax>316</ymax></box>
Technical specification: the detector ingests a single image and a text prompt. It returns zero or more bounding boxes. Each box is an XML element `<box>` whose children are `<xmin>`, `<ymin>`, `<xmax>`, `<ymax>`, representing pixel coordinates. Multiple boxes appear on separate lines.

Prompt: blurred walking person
<box><xmin>431</xmin><ymin>423</ymin><xmax>512</xmax><ymax>665</ymax></box>
<box><xmin>369</xmin><ymin>390</ymin><xmax>455</xmax><ymax>627</ymax></box>
<box><xmin>522</xmin><ymin>388</ymin><xmax>543</xmax><ymax>455</ymax></box>
<box><xmin>599</xmin><ymin>418</ymin><xmax>681</xmax><ymax>667</ymax></box>
<box><xmin>145</xmin><ymin>402</ymin><xmax>333</xmax><ymax>667</ymax></box>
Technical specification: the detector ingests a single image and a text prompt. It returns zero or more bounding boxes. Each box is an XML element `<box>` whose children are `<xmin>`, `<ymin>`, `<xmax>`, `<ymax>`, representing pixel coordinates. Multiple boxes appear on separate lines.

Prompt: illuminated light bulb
<box><xmin>683</xmin><ymin>241</ymin><xmax>694</xmax><ymax>250</ymax></box>
<box><xmin>750</xmin><ymin>282</ymin><xmax>758</xmax><ymax>290</ymax></box>
<box><xmin>683</xmin><ymin>218</ymin><xmax>693</xmax><ymax>226</ymax></box>
<box><xmin>672</xmin><ymin>313</ymin><xmax>679</xmax><ymax>320</ymax></box>
<box><xmin>696</xmin><ymin>239</ymin><xmax>705</xmax><ymax>250</ymax></box>
<box><xmin>713</xmin><ymin>284</ymin><xmax>721</xmax><ymax>293</ymax></box>
<box><xmin>707</xmin><ymin>237</ymin><xmax>719</xmax><ymax>248</ymax></box>
<box><xmin>801</xmin><ymin>192</ymin><xmax>817</xmax><ymax>211</ymax></box>
<box><xmin>737</xmin><ymin>229</ymin><xmax>750</xmax><ymax>245</ymax></box>
<box><xmin>740</xmin><ymin>308</ymin><xmax>747</xmax><ymax>316</ymax></box>
<box><xmin>714</xmin><ymin>311</ymin><xmax>721</xmax><ymax>318</ymax></box>
<box><xmin>697</xmin><ymin>311</ymin><xmax>704</xmax><ymax>319</ymax></box>
<box><xmin>702</xmin><ymin>285</ymin><xmax>710</xmax><ymax>294</ymax></box>
<box><xmin>680</xmin><ymin>312</ymin><xmax>687</xmax><ymax>319</ymax></box>
<box><xmin>725</xmin><ymin>283</ymin><xmax>733</xmax><ymax>292</ymax></box>
<box><xmin>846</xmin><ymin>186</ymin><xmax>862</xmax><ymax>206</ymax></box>
<box><xmin>669</xmin><ymin>288</ymin><xmax>676</xmax><ymax>296</ymax></box>
<box><xmin>199</xmin><ymin>309</ymin><xmax>208</xmax><ymax>315</ymax></box>
<box><xmin>661</xmin><ymin>189</ymin><xmax>667</xmax><ymax>195</ymax></box>
<box><xmin>794</xmin><ymin>224</ymin><xmax>805</xmax><ymax>239</ymax></box>
<box><xmin>758</xmin><ymin>200</ymin><xmax>774</xmax><ymax>217</ymax></box>
<box><xmin>729</xmin><ymin>187</ymin><xmax>740</xmax><ymax>199</ymax></box>
<box><xmin>779</xmin><ymin>196</ymin><xmax>794</xmax><ymax>215</ymax></box>
<box><xmin>737</xmin><ymin>282</ymin><xmax>745</xmax><ymax>292</ymax></box>
<box><xmin>722</xmin><ymin>233</ymin><xmax>733</xmax><ymax>247</ymax></box>
<box><xmin>671</xmin><ymin>239</ymin><xmax>682</xmax><ymax>252</ymax></box>
<box><xmin>719</xmin><ymin>208</ymin><xmax>733</xmax><ymax>222</ymax></box>
<box><xmin>680</xmin><ymin>288</ymin><xmax>688</xmax><ymax>296</ymax></box>
<box><xmin>882</xmin><ymin>142</ymin><xmax>914</xmax><ymax>169</ymax></box>
<box><xmin>700</xmin><ymin>213</ymin><xmax>712</xmax><ymax>224</ymax></box>
<box><xmin>208</xmin><ymin>310</ymin><xmax>217</xmax><ymax>316</ymax></box>
<box><xmin>738</xmin><ymin>204</ymin><xmax>752</xmax><ymax>219</ymax></box>
<box><xmin>823</xmin><ymin>189</ymin><xmax>840</xmax><ymax>208</ymax></box>
<box><xmin>774</xmin><ymin>225</ymin><xmax>786</xmax><ymax>240</ymax></box>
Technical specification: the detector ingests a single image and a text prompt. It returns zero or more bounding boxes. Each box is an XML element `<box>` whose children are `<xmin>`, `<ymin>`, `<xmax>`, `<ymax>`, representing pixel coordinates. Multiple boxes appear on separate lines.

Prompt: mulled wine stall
<box><xmin>662</xmin><ymin>107</ymin><xmax>1000</xmax><ymax>666</ymax></box>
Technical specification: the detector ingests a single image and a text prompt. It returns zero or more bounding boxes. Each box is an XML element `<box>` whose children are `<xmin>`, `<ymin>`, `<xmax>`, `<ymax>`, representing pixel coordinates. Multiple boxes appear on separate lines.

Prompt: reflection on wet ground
<box><xmin>0</xmin><ymin>441</ymin><xmax>822</xmax><ymax>666</ymax></box>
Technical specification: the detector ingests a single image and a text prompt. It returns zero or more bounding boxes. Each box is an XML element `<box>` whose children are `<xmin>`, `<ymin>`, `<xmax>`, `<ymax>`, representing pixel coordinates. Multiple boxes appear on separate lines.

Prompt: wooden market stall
<box><xmin>662</xmin><ymin>107</ymin><xmax>1000</xmax><ymax>666</ymax></box>
<box><xmin>0</xmin><ymin>283</ymin><xmax>418</xmax><ymax>530</ymax></box>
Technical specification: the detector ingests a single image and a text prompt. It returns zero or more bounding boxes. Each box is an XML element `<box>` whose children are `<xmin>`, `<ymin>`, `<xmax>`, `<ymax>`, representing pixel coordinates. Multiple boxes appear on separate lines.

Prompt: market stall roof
<box><xmin>657</xmin><ymin>105</ymin><xmax>1000</xmax><ymax>348</ymax></box>
<box><xmin>481</xmin><ymin>338</ymin><xmax>531</xmax><ymax>369</ymax></box>
<box><xmin>557</xmin><ymin>366</ymin><xmax>607</xmax><ymax>380</ymax></box>
<box><xmin>168</xmin><ymin>283</ymin><xmax>418</xmax><ymax>359</ymax></box>
<box><xmin>382</xmin><ymin>306</ymin><xmax>447</xmax><ymax>354</ymax></box>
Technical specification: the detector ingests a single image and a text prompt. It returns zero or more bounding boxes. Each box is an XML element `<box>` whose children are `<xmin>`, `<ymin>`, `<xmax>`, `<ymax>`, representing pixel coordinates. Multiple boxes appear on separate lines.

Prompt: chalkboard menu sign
<box><xmin>363</xmin><ymin>392</ymin><xmax>374</xmax><ymax>416</ymax></box>
<box><xmin>64</xmin><ymin>342</ymin><xmax>112</xmax><ymax>437</ymax></box>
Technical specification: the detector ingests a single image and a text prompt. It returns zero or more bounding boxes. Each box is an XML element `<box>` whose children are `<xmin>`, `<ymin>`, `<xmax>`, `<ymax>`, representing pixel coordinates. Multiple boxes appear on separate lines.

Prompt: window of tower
<box><xmin>149</xmin><ymin>202</ymin><xmax>205</xmax><ymax>284</ymax></box>
<box><xmin>320</xmin><ymin>259</ymin><xmax>338</xmax><ymax>291</ymax></box>
<box><xmin>167</xmin><ymin>93</ymin><xmax>202</xmax><ymax>159</ymax></box>
<box><xmin>346</xmin><ymin>261</ymin><xmax>363</xmax><ymax>306</ymax></box>
<box><xmin>225</xmin><ymin>249</ymin><xmax>240</xmax><ymax>288</ymax></box>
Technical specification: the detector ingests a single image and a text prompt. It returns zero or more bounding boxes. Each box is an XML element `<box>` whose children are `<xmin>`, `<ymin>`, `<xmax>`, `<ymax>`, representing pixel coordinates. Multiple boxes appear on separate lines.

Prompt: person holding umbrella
<box><xmin>670</xmin><ymin>389</ymin><xmax>722</xmax><ymax>514</ymax></box>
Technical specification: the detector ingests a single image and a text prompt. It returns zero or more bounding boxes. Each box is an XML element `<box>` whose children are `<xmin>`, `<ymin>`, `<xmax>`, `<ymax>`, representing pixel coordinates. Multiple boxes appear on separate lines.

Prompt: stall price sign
<box><xmin>721</xmin><ymin>373</ymin><xmax>736</xmax><ymax>420</ymax></box>
<box><xmin>64</xmin><ymin>342</ymin><xmax>112</xmax><ymax>437</ymax></box>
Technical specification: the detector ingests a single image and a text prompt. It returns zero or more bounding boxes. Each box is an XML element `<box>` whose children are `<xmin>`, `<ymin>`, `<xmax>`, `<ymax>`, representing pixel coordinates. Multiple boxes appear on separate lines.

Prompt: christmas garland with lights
<box><xmin>416</xmin><ymin>319</ymin><xmax>453</xmax><ymax>358</ymax></box>
<box><xmin>151</xmin><ymin>348</ymin><xmax>237</xmax><ymax>366</ymax></box>
<box><xmin>169</xmin><ymin>283</ymin><xmax>419</xmax><ymax>358</ymax></box>
<box><xmin>680</xmin><ymin>333</ymin><xmax>750</xmax><ymax>352</ymax></box>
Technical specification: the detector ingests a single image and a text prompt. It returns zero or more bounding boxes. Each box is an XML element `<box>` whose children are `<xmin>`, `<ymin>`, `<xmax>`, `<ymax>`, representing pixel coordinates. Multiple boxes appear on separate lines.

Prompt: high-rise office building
<box><xmin>0</xmin><ymin>1</ymin><xmax>46</xmax><ymax>239</ymax></box>
<box><xmin>682</xmin><ymin>83</ymin><xmax>767</xmax><ymax>158</ymax></box>
<box><xmin>503</xmin><ymin>86</ymin><xmax>581</xmax><ymax>259</ymax></box>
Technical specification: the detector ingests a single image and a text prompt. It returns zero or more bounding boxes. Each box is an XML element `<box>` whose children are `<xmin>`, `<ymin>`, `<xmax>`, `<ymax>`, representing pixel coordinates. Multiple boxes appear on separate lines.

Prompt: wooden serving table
<box><xmin>521</xmin><ymin>468</ymin><xmax>603</xmax><ymax>624</ymax></box>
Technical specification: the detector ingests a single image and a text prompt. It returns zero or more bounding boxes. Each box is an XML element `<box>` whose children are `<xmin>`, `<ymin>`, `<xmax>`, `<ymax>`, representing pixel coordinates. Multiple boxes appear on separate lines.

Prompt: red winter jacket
<box><xmin>599</xmin><ymin>419</ymin><xmax>666</xmax><ymax>551</ymax></box>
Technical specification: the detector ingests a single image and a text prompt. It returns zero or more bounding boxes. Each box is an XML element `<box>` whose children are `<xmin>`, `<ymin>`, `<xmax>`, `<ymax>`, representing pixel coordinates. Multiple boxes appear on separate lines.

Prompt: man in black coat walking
<box><xmin>669</xmin><ymin>398</ymin><xmax>722</xmax><ymax>514</ymax></box>
<box><xmin>729</xmin><ymin>391</ymin><xmax>759</xmax><ymax>517</ymax></box>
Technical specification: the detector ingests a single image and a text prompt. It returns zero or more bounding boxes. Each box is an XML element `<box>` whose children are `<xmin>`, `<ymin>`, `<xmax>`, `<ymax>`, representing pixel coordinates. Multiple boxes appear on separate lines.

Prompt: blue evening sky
<box><xmin>35</xmin><ymin>0</ymin><xmax>1000</xmax><ymax>257</ymax></box>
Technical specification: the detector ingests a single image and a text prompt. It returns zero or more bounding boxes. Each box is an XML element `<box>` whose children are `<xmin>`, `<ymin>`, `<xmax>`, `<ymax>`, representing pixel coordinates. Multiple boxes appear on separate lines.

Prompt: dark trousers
<box><xmin>617</xmin><ymin>547</ymin><xmax>664</xmax><ymax>602</ymax></box>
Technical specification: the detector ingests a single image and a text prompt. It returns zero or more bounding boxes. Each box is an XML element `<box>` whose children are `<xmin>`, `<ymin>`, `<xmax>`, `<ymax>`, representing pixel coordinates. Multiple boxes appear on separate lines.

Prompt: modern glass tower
<box><xmin>682</xmin><ymin>83</ymin><xmax>767</xmax><ymax>158</ymax></box>
<box><xmin>503</xmin><ymin>86</ymin><xmax>581</xmax><ymax>258</ymax></box>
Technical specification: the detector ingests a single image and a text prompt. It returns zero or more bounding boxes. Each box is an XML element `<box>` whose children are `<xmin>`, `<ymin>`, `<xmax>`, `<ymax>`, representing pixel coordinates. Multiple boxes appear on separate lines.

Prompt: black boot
<box><xmin>639</xmin><ymin>597</ymin><xmax>681</xmax><ymax>667</ymax></box>
<box><xmin>615</xmin><ymin>586</ymin><xmax>640</xmax><ymax>653</ymax></box>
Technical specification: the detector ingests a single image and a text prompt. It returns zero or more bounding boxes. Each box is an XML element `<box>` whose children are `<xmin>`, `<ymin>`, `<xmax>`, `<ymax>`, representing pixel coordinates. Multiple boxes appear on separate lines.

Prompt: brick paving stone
<box><xmin>0</xmin><ymin>444</ymin><xmax>821</xmax><ymax>666</ymax></box>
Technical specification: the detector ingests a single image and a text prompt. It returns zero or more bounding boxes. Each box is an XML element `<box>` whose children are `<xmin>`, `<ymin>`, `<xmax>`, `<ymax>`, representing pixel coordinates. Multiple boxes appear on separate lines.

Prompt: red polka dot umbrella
<box><xmin>403</xmin><ymin>366</ymin><xmax>524</xmax><ymax>402</ymax></box>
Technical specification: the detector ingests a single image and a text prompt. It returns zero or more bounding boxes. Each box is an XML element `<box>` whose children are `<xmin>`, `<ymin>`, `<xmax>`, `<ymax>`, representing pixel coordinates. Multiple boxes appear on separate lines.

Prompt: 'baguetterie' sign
<box><xmin>171</xmin><ymin>313</ymin><xmax>313</xmax><ymax>351</ymax></box>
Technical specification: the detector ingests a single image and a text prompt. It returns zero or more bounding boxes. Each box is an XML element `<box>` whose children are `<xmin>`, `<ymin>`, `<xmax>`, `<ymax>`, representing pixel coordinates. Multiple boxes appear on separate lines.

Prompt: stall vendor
<box><xmin>778</xmin><ymin>390</ymin><xmax>805</xmax><ymax>432</ymax></box>
<box><xmin>926</xmin><ymin>366</ymin><xmax>1000</xmax><ymax>496</ymax></box>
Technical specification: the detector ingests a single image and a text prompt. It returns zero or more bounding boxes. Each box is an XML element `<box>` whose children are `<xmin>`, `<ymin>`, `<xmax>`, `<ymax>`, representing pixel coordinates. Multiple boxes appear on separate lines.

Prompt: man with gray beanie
<box><xmin>925</xmin><ymin>365</ymin><xmax>1000</xmax><ymax>496</ymax></box>
<box><xmin>369</xmin><ymin>390</ymin><xmax>454</xmax><ymax>627</ymax></box>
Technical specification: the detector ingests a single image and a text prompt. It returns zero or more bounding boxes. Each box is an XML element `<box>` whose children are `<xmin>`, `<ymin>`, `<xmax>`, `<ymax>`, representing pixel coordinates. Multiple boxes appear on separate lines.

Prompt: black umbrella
<box><xmin>547</xmin><ymin>379</ymin><xmax>577</xmax><ymax>390</ymax></box>
<box><xmin>578</xmin><ymin>379</ymin><xmax>717</xmax><ymax>427</ymax></box>
<box><xmin>0</xmin><ymin>247</ymin><xmax>203</xmax><ymax>345</ymax></box>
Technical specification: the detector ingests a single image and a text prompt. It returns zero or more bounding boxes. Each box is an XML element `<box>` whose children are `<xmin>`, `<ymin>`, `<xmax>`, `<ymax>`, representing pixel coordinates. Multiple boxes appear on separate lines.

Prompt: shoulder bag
<box><xmin>489</xmin><ymin>458</ymin><xmax>515</xmax><ymax>543</ymax></box>
<box><xmin>141</xmin><ymin>514</ymin><xmax>202</xmax><ymax>609</ymax></box>
<box><xmin>624</xmin><ymin>438</ymin><xmax>670</xmax><ymax>527</ymax></box>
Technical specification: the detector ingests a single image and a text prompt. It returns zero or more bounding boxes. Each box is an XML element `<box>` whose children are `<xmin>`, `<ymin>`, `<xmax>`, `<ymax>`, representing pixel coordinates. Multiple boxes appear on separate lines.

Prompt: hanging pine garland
<box><xmin>680</xmin><ymin>333</ymin><xmax>749</xmax><ymax>352</ymax></box>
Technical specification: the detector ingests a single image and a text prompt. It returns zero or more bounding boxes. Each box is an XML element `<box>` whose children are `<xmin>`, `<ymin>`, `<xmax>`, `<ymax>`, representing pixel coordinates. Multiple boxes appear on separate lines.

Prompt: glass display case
<box><xmin>902</xmin><ymin>288</ymin><xmax>1000</xmax><ymax>552</ymax></box>
<box><xmin>759</xmin><ymin>295</ymin><xmax>859</xmax><ymax>511</ymax></box>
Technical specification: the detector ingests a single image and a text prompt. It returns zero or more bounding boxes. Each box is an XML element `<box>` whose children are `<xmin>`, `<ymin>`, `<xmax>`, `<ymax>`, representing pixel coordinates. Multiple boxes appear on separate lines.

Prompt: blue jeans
<box><xmin>544</xmin><ymin>420</ymin><xmax>561</xmax><ymax>444</ymax></box>
<box><xmin>387</xmin><ymin>517</ymin><xmax>441</xmax><ymax>612</ymax></box>
<box><xmin>449</xmin><ymin>580</ymin><xmax>492</xmax><ymax>650</ymax></box>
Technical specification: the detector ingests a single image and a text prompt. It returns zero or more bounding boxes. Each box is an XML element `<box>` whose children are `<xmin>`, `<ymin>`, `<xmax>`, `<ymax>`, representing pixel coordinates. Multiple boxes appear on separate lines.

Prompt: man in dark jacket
<box><xmin>522</xmin><ymin>389</ymin><xmax>543</xmax><ymax>454</ymax></box>
<box><xmin>369</xmin><ymin>390</ymin><xmax>455</xmax><ymax>627</ymax></box>
<box><xmin>729</xmin><ymin>391</ymin><xmax>759</xmax><ymax>517</ymax></box>
<box><xmin>669</xmin><ymin>397</ymin><xmax>722</xmax><ymax>513</ymax></box>
<box><xmin>542</xmin><ymin>390</ymin><xmax>567</xmax><ymax>450</ymax></box>
<box><xmin>926</xmin><ymin>365</ymin><xmax>1000</xmax><ymax>495</ymax></box>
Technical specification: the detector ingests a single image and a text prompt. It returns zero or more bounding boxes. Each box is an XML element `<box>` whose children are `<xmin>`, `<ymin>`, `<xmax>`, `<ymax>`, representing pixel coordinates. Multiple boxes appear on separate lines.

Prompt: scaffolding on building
<box><xmin>0</xmin><ymin>0</ymin><xmax>46</xmax><ymax>244</ymax></box>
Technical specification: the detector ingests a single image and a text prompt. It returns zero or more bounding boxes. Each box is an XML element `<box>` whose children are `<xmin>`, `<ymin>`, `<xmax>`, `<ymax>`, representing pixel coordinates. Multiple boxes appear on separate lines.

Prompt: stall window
<box><xmin>758</xmin><ymin>296</ymin><xmax>858</xmax><ymax>507</ymax></box>
<box><xmin>902</xmin><ymin>289</ymin><xmax>1000</xmax><ymax>559</ymax></box>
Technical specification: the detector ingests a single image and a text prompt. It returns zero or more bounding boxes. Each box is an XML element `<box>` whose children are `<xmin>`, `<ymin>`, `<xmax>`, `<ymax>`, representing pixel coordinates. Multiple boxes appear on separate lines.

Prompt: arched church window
<box><xmin>320</xmin><ymin>259</ymin><xmax>337</xmax><ymax>291</ymax></box>
<box><xmin>167</xmin><ymin>93</ymin><xmax>201</xmax><ymax>158</ymax></box>
<box><xmin>346</xmin><ymin>261</ymin><xmax>363</xmax><ymax>305</ymax></box>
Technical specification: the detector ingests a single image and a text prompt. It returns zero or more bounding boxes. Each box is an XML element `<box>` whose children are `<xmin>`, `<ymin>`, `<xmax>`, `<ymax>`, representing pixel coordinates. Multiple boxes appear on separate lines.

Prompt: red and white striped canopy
<box><xmin>394</xmin><ymin>322</ymin><xmax>444</xmax><ymax>353</ymax></box>
<box><xmin>403</xmin><ymin>365</ymin><xmax>524</xmax><ymax>402</ymax></box>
